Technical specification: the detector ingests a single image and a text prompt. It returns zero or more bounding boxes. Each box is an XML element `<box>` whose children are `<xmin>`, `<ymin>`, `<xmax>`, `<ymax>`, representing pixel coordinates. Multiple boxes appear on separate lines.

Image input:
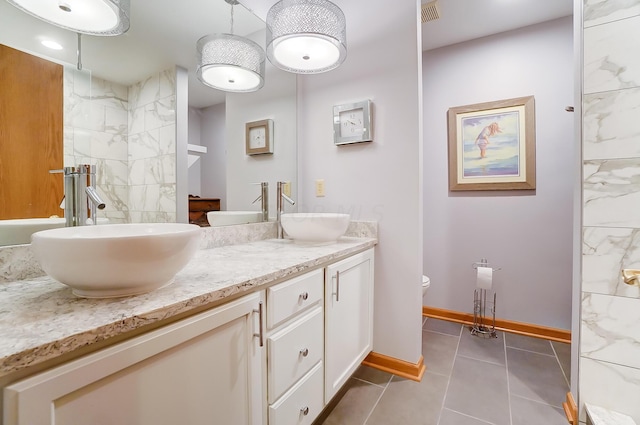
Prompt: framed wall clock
<box><xmin>245</xmin><ymin>119</ymin><xmax>274</xmax><ymax>155</ymax></box>
<box><xmin>333</xmin><ymin>99</ymin><xmax>372</xmax><ymax>145</ymax></box>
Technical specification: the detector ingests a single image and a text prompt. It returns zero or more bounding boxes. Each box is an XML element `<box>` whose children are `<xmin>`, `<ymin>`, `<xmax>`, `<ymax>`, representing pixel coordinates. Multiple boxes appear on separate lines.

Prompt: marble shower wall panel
<box><xmin>583</xmin><ymin>15</ymin><xmax>640</xmax><ymax>95</ymax></box>
<box><xmin>583</xmin><ymin>159</ymin><xmax>640</xmax><ymax>228</ymax></box>
<box><xmin>580</xmin><ymin>3</ymin><xmax>640</xmax><ymax>422</ymax></box>
<box><xmin>128</xmin><ymin>68</ymin><xmax>177</xmax><ymax>222</ymax></box>
<box><xmin>580</xmin><ymin>357</ymin><xmax>640</xmax><ymax>421</ymax></box>
<box><xmin>583</xmin><ymin>227</ymin><xmax>640</xmax><ymax>298</ymax></box>
<box><xmin>584</xmin><ymin>0</ymin><xmax>640</xmax><ymax>28</ymax></box>
<box><xmin>63</xmin><ymin>69</ymin><xmax>130</xmax><ymax>224</ymax></box>
<box><xmin>583</xmin><ymin>88</ymin><xmax>640</xmax><ymax>160</ymax></box>
<box><xmin>581</xmin><ymin>293</ymin><xmax>640</xmax><ymax>368</ymax></box>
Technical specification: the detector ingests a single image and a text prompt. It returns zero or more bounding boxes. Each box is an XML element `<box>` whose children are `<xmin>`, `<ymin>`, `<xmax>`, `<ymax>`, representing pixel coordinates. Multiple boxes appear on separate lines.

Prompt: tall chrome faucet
<box><xmin>52</xmin><ymin>165</ymin><xmax>106</xmax><ymax>226</ymax></box>
<box><xmin>252</xmin><ymin>182</ymin><xmax>269</xmax><ymax>222</ymax></box>
<box><xmin>277</xmin><ymin>181</ymin><xmax>295</xmax><ymax>239</ymax></box>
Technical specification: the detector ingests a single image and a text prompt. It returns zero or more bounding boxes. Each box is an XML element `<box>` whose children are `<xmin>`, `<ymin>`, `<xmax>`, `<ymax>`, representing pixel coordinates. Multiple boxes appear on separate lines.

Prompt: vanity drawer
<box><xmin>268</xmin><ymin>306</ymin><xmax>323</xmax><ymax>404</ymax></box>
<box><xmin>269</xmin><ymin>362</ymin><xmax>324</xmax><ymax>425</ymax></box>
<box><xmin>267</xmin><ymin>268</ymin><xmax>323</xmax><ymax>329</ymax></box>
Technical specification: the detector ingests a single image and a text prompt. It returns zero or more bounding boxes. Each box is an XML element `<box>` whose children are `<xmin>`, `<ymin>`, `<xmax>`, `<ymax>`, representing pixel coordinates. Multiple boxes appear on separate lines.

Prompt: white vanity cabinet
<box><xmin>324</xmin><ymin>248</ymin><xmax>375</xmax><ymax>402</ymax></box>
<box><xmin>265</xmin><ymin>268</ymin><xmax>325</xmax><ymax>425</ymax></box>
<box><xmin>264</xmin><ymin>248</ymin><xmax>375</xmax><ymax>425</ymax></box>
<box><xmin>3</xmin><ymin>292</ymin><xmax>267</xmax><ymax>425</ymax></box>
<box><xmin>2</xmin><ymin>246</ymin><xmax>375</xmax><ymax>425</ymax></box>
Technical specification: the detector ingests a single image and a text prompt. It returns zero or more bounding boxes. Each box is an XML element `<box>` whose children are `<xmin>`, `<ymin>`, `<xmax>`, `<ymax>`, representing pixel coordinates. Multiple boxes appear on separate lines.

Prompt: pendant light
<box><xmin>196</xmin><ymin>0</ymin><xmax>266</xmax><ymax>93</ymax></box>
<box><xmin>5</xmin><ymin>0</ymin><xmax>130</xmax><ymax>36</ymax></box>
<box><xmin>266</xmin><ymin>0</ymin><xmax>346</xmax><ymax>74</ymax></box>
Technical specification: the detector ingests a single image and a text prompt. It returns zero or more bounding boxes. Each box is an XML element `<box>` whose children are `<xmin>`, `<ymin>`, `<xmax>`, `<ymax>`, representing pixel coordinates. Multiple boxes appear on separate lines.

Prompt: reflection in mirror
<box><xmin>0</xmin><ymin>0</ymin><xmax>297</xmax><ymax>244</ymax></box>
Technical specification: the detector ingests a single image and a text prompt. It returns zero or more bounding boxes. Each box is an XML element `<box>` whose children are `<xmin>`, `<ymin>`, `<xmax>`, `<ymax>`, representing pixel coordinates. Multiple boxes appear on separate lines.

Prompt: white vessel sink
<box><xmin>31</xmin><ymin>223</ymin><xmax>201</xmax><ymax>298</ymax></box>
<box><xmin>280</xmin><ymin>213</ymin><xmax>350</xmax><ymax>244</ymax></box>
<box><xmin>207</xmin><ymin>211</ymin><xmax>263</xmax><ymax>226</ymax></box>
<box><xmin>0</xmin><ymin>217</ymin><xmax>109</xmax><ymax>246</ymax></box>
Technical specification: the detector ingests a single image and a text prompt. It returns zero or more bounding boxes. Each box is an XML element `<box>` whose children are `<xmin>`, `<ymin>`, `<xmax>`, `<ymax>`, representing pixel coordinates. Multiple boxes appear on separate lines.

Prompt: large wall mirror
<box><xmin>0</xmin><ymin>0</ymin><xmax>297</xmax><ymax>246</ymax></box>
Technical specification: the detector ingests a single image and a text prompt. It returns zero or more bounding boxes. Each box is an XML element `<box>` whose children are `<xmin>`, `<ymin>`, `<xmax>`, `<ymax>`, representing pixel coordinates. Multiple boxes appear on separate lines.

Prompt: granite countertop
<box><xmin>0</xmin><ymin>237</ymin><xmax>376</xmax><ymax>379</ymax></box>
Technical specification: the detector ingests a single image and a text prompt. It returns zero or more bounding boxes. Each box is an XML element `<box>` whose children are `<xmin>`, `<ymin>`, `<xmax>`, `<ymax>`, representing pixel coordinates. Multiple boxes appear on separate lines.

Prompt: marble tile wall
<box><xmin>63</xmin><ymin>68</ymin><xmax>176</xmax><ymax>225</ymax></box>
<box><xmin>580</xmin><ymin>1</ymin><xmax>640</xmax><ymax>422</ymax></box>
<box><xmin>63</xmin><ymin>67</ymin><xmax>130</xmax><ymax>223</ymax></box>
<box><xmin>127</xmin><ymin>69</ymin><xmax>177</xmax><ymax>223</ymax></box>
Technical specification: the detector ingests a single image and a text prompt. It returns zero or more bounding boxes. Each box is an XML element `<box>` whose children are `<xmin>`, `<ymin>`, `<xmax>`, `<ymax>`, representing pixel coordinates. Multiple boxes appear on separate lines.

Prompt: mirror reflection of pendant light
<box><xmin>196</xmin><ymin>0</ymin><xmax>266</xmax><ymax>93</ymax></box>
<box><xmin>5</xmin><ymin>0</ymin><xmax>130</xmax><ymax>36</ymax></box>
<box><xmin>266</xmin><ymin>0</ymin><xmax>347</xmax><ymax>74</ymax></box>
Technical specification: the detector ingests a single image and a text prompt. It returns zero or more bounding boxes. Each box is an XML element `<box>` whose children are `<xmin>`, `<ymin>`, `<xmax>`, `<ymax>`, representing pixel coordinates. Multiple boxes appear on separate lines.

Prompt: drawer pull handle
<box><xmin>300</xmin><ymin>292</ymin><xmax>309</xmax><ymax>301</ymax></box>
<box><xmin>300</xmin><ymin>348</ymin><xmax>309</xmax><ymax>357</ymax></box>
<box><xmin>301</xmin><ymin>406</ymin><xmax>309</xmax><ymax>416</ymax></box>
<box><xmin>252</xmin><ymin>301</ymin><xmax>264</xmax><ymax>347</ymax></box>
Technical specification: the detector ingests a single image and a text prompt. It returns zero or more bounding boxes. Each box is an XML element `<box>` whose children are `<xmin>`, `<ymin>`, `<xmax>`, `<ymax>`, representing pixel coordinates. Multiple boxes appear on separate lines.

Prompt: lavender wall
<box><xmin>422</xmin><ymin>17</ymin><xmax>574</xmax><ymax>329</ymax></box>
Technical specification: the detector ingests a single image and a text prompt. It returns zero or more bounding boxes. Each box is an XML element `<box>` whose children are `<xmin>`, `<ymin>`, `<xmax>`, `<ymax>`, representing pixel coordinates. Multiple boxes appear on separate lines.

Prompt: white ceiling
<box><xmin>0</xmin><ymin>0</ymin><xmax>573</xmax><ymax>108</ymax></box>
<box><xmin>0</xmin><ymin>0</ymin><xmax>265</xmax><ymax>108</ymax></box>
<box><xmin>421</xmin><ymin>0</ymin><xmax>573</xmax><ymax>51</ymax></box>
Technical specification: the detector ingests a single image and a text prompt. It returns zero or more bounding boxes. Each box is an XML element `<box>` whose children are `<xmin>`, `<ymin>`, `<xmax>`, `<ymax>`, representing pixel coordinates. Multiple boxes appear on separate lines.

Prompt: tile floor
<box><xmin>317</xmin><ymin>317</ymin><xmax>571</xmax><ymax>425</ymax></box>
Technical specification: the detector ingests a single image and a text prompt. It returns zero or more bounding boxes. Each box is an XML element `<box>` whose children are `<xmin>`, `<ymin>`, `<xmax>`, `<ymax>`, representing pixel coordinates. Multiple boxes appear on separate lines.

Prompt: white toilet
<box><xmin>422</xmin><ymin>275</ymin><xmax>431</xmax><ymax>296</ymax></box>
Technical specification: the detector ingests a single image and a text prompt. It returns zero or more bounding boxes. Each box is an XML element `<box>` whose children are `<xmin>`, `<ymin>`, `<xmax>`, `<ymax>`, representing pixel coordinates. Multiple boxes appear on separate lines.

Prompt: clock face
<box><xmin>339</xmin><ymin>109</ymin><xmax>365</xmax><ymax>137</ymax></box>
<box><xmin>249</xmin><ymin>126</ymin><xmax>266</xmax><ymax>149</ymax></box>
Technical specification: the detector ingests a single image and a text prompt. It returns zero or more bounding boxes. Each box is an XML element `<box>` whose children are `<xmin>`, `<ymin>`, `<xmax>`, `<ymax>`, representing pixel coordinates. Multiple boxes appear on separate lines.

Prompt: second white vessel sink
<box><xmin>31</xmin><ymin>223</ymin><xmax>201</xmax><ymax>298</ymax></box>
<box><xmin>280</xmin><ymin>213</ymin><xmax>350</xmax><ymax>244</ymax></box>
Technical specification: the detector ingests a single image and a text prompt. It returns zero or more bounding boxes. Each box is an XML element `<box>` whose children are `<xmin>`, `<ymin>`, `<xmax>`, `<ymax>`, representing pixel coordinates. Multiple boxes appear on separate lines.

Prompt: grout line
<box><xmin>362</xmin><ymin>373</ymin><xmax>393</xmax><ymax>425</ymax></box>
<box><xmin>435</xmin><ymin>319</ymin><xmax>463</xmax><ymax>425</ymax></box>
<box><xmin>423</xmin><ymin>328</ymin><xmax>462</xmax><ymax>338</ymax></box>
<box><xmin>456</xmin><ymin>353</ymin><xmax>506</xmax><ymax>368</ymax></box>
<box><xmin>504</xmin><ymin>330</ymin><xmax>514</xmax><ymax>425</ymax></box>
<box><xmin>505</xmin><ymin>345</ymin><xmax>557</xmax><ymax>358</ymax></box>
<box><xmin>351</xmin><ymin>376</ymin><xmax>389</xmax><ymax>389</ymax></box>
<box><xmin>510</xmin><ymin>392</ymin><xmax>565</xmax><ymax>410</ymax></box>
<box><xmin>442</xmin><ymin>408</ymin><xmax>496</xmax><ymax>424</ymax></box>
<box><xmin>550</xmin><ymin>341</ymin><xmax>571</xmax><ymax>389</ymax></box>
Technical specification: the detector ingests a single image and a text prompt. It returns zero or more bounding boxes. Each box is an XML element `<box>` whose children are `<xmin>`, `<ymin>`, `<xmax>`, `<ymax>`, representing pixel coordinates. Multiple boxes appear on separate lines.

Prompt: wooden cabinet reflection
<box><xmin>188</xmin><ymin>197</ymin><xmax>220</xmax><ymax>227</ymax></box>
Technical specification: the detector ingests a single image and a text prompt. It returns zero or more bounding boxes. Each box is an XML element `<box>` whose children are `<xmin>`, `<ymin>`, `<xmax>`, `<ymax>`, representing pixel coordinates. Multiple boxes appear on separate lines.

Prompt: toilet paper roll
<box><xmin>476</xmin><ymin>266</ymin><xmax>493</xmax><ymax>290</ymax></box>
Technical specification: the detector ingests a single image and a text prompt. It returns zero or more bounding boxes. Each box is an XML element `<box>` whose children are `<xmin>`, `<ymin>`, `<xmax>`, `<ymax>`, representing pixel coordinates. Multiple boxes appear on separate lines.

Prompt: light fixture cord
<box><xmin>76</xmin><ymin>33</ymin><xmax>82</xmax><ymax>71</ymax></box>
<box><xmin>230</xmin><ymin>2</ymin><xmax>234</xmax><ymax>35</ymax></box>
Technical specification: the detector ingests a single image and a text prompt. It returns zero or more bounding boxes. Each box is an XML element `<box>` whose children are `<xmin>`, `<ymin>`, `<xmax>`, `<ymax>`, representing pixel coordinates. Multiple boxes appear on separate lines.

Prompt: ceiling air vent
<box><xmin>421</xmin><ymin>0</ymin><xmax>441</xmax><ymax>23</ymax></box>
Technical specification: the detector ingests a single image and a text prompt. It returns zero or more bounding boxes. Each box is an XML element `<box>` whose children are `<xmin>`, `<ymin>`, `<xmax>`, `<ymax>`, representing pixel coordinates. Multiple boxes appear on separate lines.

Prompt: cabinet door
<box><xmin>324</xmin><ymin>248</ymin><xmax>374</xmax><ymax>402</ymax></box>
<box><xmin>4</xmin><ymin>292</ymin><xmax>266</xmax><ymax>425</ymax></box>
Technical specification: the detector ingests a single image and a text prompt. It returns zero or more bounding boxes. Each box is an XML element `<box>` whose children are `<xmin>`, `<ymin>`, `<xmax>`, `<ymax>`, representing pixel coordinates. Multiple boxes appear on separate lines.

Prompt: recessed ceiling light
<box><xmin>41</xmin><ymin>39</ymin><xmax>63</xmax><ymax>50</ymax></box>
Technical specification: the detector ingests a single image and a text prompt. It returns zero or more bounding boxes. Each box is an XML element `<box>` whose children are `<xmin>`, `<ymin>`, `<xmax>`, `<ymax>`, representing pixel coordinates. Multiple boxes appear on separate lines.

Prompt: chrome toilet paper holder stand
<box><xmin>471</xmin><ymin>259</ymin><xmax>500</xmax><ymax>338</ymax></box>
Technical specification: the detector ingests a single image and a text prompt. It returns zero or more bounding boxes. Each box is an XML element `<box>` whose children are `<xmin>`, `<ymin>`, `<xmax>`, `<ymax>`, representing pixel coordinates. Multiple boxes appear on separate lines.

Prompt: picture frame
<box><xmin>447</xmin><ymin>96</ymin><xmax>536</xmax><ymax>191</ymax></box>
<box><xmin>333</xmin><ymin>100</ymin><xmax>373</xmax><ymax>145</ymax></box>
<box><xmin>245</xmin><ymin>119</ymin><xmax>274</xmax><ymax>155</ymax></box>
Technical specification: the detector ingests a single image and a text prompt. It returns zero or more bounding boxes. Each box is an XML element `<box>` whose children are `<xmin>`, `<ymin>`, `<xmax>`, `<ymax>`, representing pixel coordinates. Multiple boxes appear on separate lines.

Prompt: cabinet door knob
<box><xmin>300</xmin><ymin>348</ymin><xmax>309</xmax><ymax>357</ymax></box>
<box><xmin>300</xmin><ymin>406</ymin><xmax>309</xmax><ymax>416</ymax></box>
<box><xmin>300</xmin><ymin>292</ymin><xmax>309</xmax><ymax>301</ymax></box>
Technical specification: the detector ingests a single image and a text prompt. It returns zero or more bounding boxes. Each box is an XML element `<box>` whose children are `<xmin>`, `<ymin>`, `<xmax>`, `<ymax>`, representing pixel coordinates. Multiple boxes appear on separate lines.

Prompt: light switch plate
<box><xmin>315</xmin><ymin>179</ymin><xmax>325</xmax><ymax>197</ymax></box>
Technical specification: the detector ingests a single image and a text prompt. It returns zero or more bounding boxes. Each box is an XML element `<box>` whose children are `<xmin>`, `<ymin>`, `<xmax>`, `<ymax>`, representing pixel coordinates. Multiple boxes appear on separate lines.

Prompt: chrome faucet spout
<box><xmin>277</xmin><ymin>181</ymin><xmax>295</xmax><ymax>239</ymax></box>
<box><xmin>251</xmin><ymin>182</ymin><xmax>269</xmax><ymax>222</ymax></box>
<box><xmin>86</xmin><ymin>186</ymin><xmax>106</xmax><ymax>210</ymax></box>
<box><xmin>54</xmin><ymin>164</ymin><xmax>106</xmax><ymax>226</ymax></box>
